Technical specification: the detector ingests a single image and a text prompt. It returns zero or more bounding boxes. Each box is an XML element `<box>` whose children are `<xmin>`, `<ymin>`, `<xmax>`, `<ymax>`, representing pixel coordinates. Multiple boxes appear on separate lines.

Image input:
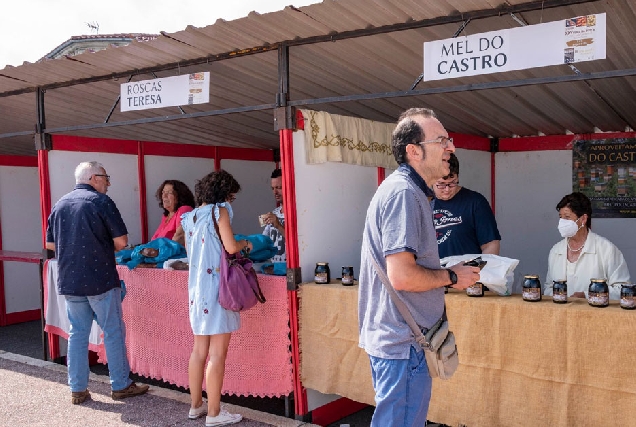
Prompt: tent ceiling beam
<box><xmin>0</xmin><ymin>0</ymin><xmax>600</xmax><ymax>99</ymax></box>
<box><xmin>3</xmin><ymin>67</ymin><xmax>632</xmax><ymax>141</ymax></box>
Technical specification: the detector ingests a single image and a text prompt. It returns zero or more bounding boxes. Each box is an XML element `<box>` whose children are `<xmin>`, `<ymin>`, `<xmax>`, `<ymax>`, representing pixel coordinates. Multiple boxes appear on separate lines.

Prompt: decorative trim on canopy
<box><xmin>300</xmin><ymin>109</ymin><xmax>398</xmax><ymax>169</ymax></box>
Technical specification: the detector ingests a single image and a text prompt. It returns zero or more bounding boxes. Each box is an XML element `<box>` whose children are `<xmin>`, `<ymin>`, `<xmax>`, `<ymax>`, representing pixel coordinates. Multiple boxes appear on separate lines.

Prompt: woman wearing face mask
<box><xmin>544</xmin><ymin>192</ymin><xmax>630</xmax><ymax>300</ymax></box>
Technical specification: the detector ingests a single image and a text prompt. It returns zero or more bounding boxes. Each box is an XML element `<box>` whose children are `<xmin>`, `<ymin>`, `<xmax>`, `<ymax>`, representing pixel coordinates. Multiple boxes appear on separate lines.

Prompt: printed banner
<box><xmin>572</xmin><ymin>137</ymin><xmax>636</xmax><ymax>218</ymax></box>
<box><xmin>424</xmin><ymin>13</ymin><xmax>606</xmax><ymax>81</ymax></box>
<box><xmin>121</xmin><ymin>72</ymin><xmax>210</xmax><ymax>112</ymax></box>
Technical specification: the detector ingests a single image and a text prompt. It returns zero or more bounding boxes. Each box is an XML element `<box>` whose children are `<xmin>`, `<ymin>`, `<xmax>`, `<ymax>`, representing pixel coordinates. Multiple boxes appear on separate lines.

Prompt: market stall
<box><xmin>300</xmin><ymin>283</ymin><xmax>636</xmax><ymax>426</ymax></box>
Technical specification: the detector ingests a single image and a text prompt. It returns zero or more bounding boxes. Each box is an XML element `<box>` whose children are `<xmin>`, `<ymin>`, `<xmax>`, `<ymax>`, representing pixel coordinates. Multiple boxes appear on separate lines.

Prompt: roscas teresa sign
<box><xmin>423</xmin><ymin>14</ymin><xmax>606</xmax><ymax>81</ymax></box>
<box><xmin>120</xmin><ymin>72</ymin><xmax>210</xmax><ymax>112</ymax></box>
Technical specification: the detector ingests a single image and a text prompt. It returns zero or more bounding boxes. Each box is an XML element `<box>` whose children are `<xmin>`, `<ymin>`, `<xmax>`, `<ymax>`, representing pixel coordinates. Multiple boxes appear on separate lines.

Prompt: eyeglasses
<box><xmin>435</xmin><ymin>181</ymin><xmax>458</xmax><ymax>190</ymax></box>
<box><xmin>161</xmin><ymin>191</ymin><xmax>176</xmax><ymax>196</ymax></box>
<box><xmin>93</xmin><ymin>174</ymin><xmax>110</xmax><ymax>182</ymax></box>
<box><xmin>419</xmin><ymin>136</ymin><xmax>454</xmax><ymax>149</ymax></box>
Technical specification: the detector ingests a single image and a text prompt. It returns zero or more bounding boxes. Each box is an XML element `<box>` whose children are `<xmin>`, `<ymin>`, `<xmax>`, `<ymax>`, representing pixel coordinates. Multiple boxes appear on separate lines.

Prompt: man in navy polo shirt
<box><xmin>359</xmin><ymin>109</ymin><xmax>480</xmax><ymax>426</ymax></box>
<box><xmin>433</xmin><ymin>153</ymin><xmax>501</xmax><ymax>259</ymax></box>
<box><xmin>46</xmin><ymin>161</ymin><xmax>149</xmax><ymax>404</ymax></box>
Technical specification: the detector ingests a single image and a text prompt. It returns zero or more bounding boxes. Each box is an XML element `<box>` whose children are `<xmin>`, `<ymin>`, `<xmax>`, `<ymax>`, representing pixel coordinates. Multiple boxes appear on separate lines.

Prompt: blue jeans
<box><xmin>369</xmin><ymin>346</ymin><xmax>432</xmax><ymax>427</ymax></box>
<box><xmin>65</xmin><ymin>287</ymin><xmax>132</xmax><ymax>392</ymax></box>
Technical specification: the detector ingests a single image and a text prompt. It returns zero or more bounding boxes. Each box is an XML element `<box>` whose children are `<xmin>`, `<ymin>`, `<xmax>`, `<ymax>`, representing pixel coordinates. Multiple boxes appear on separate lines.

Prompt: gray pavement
<box><xmin>0</xmin><ymin>350</ymin><xmax>316</xmax><ymax>427</ymax></box>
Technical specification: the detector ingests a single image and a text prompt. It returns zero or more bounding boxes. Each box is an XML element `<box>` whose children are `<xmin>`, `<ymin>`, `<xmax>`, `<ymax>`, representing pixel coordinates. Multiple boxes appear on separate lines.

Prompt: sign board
<box><xmin>572</xmin><ymin>137</ymin><xmax>636</xmax><ymax>218</ymax></box>
<box><xmin>120</xmin><ymin>72</ymin><xmax>210</xmax><ymax>112</ymax></box>
<box><xmin>424</xmin><ymin>14</ymin><xmax>606</xmax><ymax>81</ymax></box>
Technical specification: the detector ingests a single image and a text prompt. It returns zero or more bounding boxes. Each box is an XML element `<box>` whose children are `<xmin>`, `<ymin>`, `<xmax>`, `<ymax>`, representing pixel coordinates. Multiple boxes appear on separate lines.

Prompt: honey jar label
<box><xmin>620</xmin><ymin>296</ymin><xmax>635</xmax><ymax>309</ymax></box>
<box><xmin>467</xmin><ymin>284</ymin><xmax>482</xmax><ymax>296</ymax></box>
<box><xmin>588</xmin><ymin>292</ymin><xmax>609</xmax><ymax>306</ymax></box>
<box><xmin>315</xmin><ymin>273</ymin><xmax>328</xmax><ymax>283</ymax></box>
<box><xmin>342</xmin><ymin>275</ymin><xmax>354</xmax><ymax>285</ymax></box>
<box><xmin>553</xmin><ymin>293</ymin><xmax>567</xmax><ymax>302</ymax></box>
<box><xmin>523</xmin><ymin>288</ymin><xmax>541</xmax><ymax>301</ymax></box>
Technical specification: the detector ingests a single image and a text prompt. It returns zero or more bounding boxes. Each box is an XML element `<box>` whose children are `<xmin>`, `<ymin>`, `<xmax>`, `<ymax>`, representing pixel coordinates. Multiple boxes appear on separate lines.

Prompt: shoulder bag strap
<box><xmin>368</xmin><ymin>250</ymin><xmax>445</xmax><ymax>349</ymax></box>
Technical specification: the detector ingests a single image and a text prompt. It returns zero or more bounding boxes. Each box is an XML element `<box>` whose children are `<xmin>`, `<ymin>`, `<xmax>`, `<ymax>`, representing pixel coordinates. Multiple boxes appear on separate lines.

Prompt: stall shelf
<box><xmin>299</xmin><ymin>282</ymin><xmax>636</xmax><ymax>426</ymax></box>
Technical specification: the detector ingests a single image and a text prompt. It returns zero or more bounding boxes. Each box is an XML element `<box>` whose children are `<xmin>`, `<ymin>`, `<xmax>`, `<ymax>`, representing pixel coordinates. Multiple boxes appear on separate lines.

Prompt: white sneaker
<box><xmin>205</xmin><ymin>410</ymin><xmax>242</xmax><ymax>426</ymax></box>
<box><xmin>188</xmin><ymin>403</ymin><xmax>207</xmax><ymax>419</ymax></box>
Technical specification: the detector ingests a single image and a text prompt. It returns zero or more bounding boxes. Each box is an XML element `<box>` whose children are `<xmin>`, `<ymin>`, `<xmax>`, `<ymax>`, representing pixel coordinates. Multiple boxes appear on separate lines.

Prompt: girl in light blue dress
<box><xmin>181</xmin><ymin>170</ymin><xmax>252</xmax><ymax>427</ymax></box>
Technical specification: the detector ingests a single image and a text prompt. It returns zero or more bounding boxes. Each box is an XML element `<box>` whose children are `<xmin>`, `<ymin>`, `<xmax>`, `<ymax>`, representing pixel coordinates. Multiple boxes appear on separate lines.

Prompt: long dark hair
<box><xmin>195</xmin><ymin>170</ymin><xmax>241</xmax><ymax>205</ymax></box>
<box><xmin>155</xmin><ymin>180</ymin><xmax>195</xmax><ymax>217</ymax></box>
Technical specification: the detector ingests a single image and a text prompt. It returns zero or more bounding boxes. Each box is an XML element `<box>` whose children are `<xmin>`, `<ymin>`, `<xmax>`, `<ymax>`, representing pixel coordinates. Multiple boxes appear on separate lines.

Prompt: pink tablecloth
<box><xmin>117</xmin><ymin>266</ymin><xmax>293</xmax><ymax>397</ymax></box>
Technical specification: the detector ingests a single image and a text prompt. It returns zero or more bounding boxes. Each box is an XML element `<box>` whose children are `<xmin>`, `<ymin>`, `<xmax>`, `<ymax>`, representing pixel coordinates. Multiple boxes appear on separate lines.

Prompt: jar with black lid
<box><xmin>588</xmin><ymin>278</ymin><xmax>609</xmax><ymax>308</ymax></box>
<box><xmin>619</xmin><ymin>283</ymin><xmax>636</xmax><ymax>310</ymax></box>
<box><xmin>467</xmin><ymin>282</ymin><xmax>484</xmax><ymax>297</ymax></box>
<box><xmin>341</xmin><ymin>266</ymin><xmax>355</xmax><ymax>286</ymax></box>
<box><xmin>552</xmin><ymin>280</ymin><xmax>568</xmax><ymax>304</ymax></box>
<box><xmin>522</xmin><ymin>275</ymin><xmax>542</xmax><ymax>302</ymax></box>
<box><xmin>315</xmin><ymin>262</ymin><xmax>331</xmax><ymax>284</ymax></box>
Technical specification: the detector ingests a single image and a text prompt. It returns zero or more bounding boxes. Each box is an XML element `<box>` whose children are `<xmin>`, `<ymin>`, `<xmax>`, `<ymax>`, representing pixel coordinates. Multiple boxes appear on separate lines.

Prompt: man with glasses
<box><xmin>46</xmin><ymin>161</ymin><xmax>149</xmax><ymax>404</ymax></box>
<box><xmin>433</xmin><ymin>153</ymin><xmax>501</xmax><ymax>259</ymax></box>
<box><xmin>359</xmin><ymin>108</ymin><xmax>480</xmax><ymax>427</ymax></box>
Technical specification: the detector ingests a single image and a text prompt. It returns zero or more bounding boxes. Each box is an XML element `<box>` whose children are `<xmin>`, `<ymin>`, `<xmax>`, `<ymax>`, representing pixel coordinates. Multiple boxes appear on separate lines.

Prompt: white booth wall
<box><xmin>48</xmin><ymin>151</ymin><xmax>142</xmax><ymax>245</ymax></box>
<box><xmin>222</xmin><ymin>159</ymin><xmax>279</xmax><ymax>236</ymax></box>
<box><xmin>496</xmin><ymin>150</ymin><xmax>636</xmax><ymax>293</ymax></box>
<box><xmin>144</xmin><ymin>155</ymin><xmax>214</xmax><ymax>239</ymax></box>
<box><xmin>292</xmin><ymin>129</ymin><xmax>379</xmax><ymax>284</ymax></box>
<box><xmin>0</xmin><ymin>165</ymin><xmax>41</xmax><ymax>314</ymax></box>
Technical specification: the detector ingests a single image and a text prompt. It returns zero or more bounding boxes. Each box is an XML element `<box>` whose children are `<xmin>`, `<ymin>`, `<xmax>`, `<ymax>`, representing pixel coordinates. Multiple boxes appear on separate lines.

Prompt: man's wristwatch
<box><xmin>446</xmin><ymin>268</ymin><xmax>458</xmax><ymax>287</ymax></box>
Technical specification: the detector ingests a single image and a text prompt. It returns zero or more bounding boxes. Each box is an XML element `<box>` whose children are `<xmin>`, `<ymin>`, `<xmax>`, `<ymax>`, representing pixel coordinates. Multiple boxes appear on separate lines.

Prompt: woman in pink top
<box><xmin>151</xmin><ymin>180</ymin><xmax>195</xmax><ymax>245</ymax></box>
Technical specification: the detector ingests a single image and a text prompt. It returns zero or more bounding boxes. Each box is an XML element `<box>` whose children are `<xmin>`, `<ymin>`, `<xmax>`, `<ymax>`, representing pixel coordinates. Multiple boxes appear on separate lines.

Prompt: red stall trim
<box><xmin>38</xmin><ymin>151</ymin><xmax>52</xmax><ymax>247</ymax></box>
<box><xmin>137</xmin><ymin>141</ymin><xmax>149</xmax><ymax>243</ymax></box>
<box><xmin>144</xmin><ymin>142</ymin><xmax>216</xmax><ymax>158</ymax></box>
<box><xmin>214</xmin><ymin>147</ymin><xmax>221</xmax><ymax>171</ymax></box>
<box><xmin>0</xmin><ymin>155</ymin><xmax>38</xmax><ymax>167</ymax></box>
<box><xmin>279</xmin><ymin>127</ymin><xmax>307</xmax><ymax>415</ymax></box>
<box><xmin>377</xmin><ymin>167</ymin><xmax>385</xmax><ymax>186</ymax></box>
<box><xmin>53</xmin><ymin>135</ymin><xmax>138</xmax><ymax>154</ymax></box>
<box><xmin>0</xmin><ymin>219</ymin><xmax>5</xmax><ymax>326</ymax></box>
<box><xmin>491</xmin><ymin>152</ymin><xmax>496</xmax><ymax>214</ymax></box>
<box><xmin>450</xmin><ymin>132</ymin><xmax>491</xmax><ymax>151</ymax></box>
<box><xmin>217</xmin><ymin>146</ymin><xmax>274</xmax><ymax>162</ymax></box>
<box><xmin>296</xmin><ymin>109</ymin><xmax>305</xmax><ymax>131</ymax></box>
<box><xmin>311</xmin><ymin>397</ymin><xmax>368</xmax><ymax>427</ymax></box>
<box><xmin>5</xmin><ymin>309</ymin><xmax>41</xmax><ymax>325</ymax></box>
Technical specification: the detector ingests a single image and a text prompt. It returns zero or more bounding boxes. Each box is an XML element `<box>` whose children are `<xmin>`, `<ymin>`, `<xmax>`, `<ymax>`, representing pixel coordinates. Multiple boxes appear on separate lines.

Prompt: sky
<box><xmin>0</xmin><ymin>0</ymin><xmax>319</xmax><ymax>69</ymax></box>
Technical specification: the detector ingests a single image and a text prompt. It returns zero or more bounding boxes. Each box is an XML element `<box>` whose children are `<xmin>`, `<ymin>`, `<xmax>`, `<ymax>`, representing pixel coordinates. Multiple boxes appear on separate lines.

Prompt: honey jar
<box><xmin>522</xmin><ymin>275</ymin><xmax>542</xmax><ymax>302</ymax></box>
<box><xmin>315</xmin><ymin>262</ymin><xmax>330</xmax><ymax>284</ymax></box>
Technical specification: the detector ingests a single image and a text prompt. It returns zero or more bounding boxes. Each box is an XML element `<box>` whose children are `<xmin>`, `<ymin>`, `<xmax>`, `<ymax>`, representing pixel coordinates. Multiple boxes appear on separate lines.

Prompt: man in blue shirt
<box><xmin>433</xmin><ymin>153</ymin><xmax>501</xmax><ymax>259</ymax></box>
<box><xmin>359</xmin><ymin>108</ymin><xmax>480</xmax><ymax>426</ymax></box>
<box><xmin>46</xmin><ymin>161</ymin><xmax>149</xmax><ymax>404</ymax></box>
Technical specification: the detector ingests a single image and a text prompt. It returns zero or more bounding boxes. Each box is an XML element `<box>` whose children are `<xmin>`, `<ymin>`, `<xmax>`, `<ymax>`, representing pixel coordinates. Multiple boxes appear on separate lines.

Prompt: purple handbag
<box><xmin>212</xmin><ymin>214</ymin><xmax>266</xmax><ymax>312</ymax></box>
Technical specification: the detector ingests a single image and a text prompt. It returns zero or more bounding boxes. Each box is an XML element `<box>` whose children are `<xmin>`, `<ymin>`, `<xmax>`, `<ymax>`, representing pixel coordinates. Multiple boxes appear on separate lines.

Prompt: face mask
<box><xmin>558</xmin><ymin>218</ymin><xmax>581</xmax><ymax>238</ymax></box>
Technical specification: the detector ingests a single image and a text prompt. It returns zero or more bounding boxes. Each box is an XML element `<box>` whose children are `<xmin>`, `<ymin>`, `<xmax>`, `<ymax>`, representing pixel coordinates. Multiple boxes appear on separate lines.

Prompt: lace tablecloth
<box><xmin>45</xmin><ymin>262</ymin><xmax>293</xmax><ymax>397</ymax></box>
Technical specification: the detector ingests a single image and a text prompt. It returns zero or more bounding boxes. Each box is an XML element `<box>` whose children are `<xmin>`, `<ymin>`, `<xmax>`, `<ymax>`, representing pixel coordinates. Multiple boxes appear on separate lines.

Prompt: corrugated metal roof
<box><xmin>1</xmin><ymin>0</ymin><xmax>635</xmax><ymax>156</ymax></box>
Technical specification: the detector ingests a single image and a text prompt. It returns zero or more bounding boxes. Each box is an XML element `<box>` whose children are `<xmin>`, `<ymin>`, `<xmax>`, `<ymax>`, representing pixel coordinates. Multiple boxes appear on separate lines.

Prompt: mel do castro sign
<box><xmin>120</xmin><ymin>72</ymin><xmax>210</xmax><ymax>112</ymax></box>
<box><xmin>423</xmin><ymin>14</ymin><xmax>606</xmax><ymax>81</ymax></box>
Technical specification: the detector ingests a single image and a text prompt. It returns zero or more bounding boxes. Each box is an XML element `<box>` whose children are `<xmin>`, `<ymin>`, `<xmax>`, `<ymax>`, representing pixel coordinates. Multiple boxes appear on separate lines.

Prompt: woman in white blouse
<box><xmin>545</xmin><ymin>192</ymin><xmax>630</xmax><ymax>300</ymax></box>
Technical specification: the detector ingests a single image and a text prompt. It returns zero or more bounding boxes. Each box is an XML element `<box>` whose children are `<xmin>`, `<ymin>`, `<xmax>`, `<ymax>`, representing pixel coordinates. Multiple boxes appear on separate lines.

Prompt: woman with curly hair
<box><xmin>151</xmin><ymin>180</ymin><xmax>195</xmax><ymax>245</ymax></box>
<box><xmin>180</xmin><ymin>170</ymin><xmax>252</xmax><ymax>426</ymax></box>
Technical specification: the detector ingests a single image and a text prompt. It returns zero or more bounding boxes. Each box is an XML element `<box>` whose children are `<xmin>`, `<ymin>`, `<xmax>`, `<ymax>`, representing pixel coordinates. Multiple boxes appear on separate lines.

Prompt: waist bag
<box><xmin>369</xmin><ymin>252</ymin><xmax>459</xmax><ymax>380</ymax></box>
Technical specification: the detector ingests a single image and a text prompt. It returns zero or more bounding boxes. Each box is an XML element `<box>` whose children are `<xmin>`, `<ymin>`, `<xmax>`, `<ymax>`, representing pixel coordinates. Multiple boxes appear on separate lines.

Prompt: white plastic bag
<box><xmin>440</xmin><ymin>254</ymin><xmax>520</xmax><ymax>296</ymax></box>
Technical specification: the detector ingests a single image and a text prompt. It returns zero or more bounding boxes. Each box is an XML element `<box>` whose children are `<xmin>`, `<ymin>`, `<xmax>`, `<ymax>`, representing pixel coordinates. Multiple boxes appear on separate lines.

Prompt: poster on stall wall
<box><xmin>572</xmin><ymin>137</ymin><xmax>636</xmax><ymax>218</ymax></box>
<box><xmin>423</xmin><ymin>13</ymin><xmax>606</xmax><ymax>81</ymax></box>
<box><xmin>120</xmin><ymin>72</ymin><xmax>210</xmax><ymax>112</ymax></box>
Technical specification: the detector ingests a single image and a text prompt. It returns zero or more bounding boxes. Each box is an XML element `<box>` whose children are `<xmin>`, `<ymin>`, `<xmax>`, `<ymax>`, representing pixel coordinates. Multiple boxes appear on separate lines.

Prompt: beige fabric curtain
<box><xmin>300</xmin><ymin>109</ymin><xmax>398</xmax><ymax>169</ymax></box>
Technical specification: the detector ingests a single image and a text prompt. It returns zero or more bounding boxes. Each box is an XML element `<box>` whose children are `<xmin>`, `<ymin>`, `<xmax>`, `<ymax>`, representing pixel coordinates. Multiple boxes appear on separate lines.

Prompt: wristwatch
<box><xmin>446</xmin><ymin>268</ymin><xmax>458</xmax><ymax>287</ymax></box>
